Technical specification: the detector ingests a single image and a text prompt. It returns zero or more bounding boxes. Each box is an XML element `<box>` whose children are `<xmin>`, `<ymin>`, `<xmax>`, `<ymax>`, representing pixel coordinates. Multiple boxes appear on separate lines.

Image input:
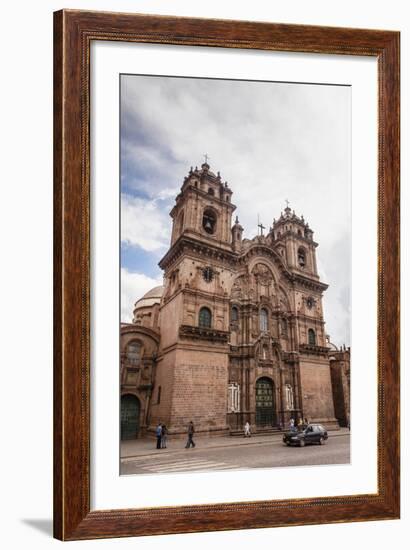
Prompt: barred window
<box><xmin>126</xmin><ymin>341</ymin><xmax>141</xmax><ymax>366</ymax></box>
<box><xmin>199</xmin><ymin>307</ymin><xmax>212</xmax><ymax>328</ymax></box>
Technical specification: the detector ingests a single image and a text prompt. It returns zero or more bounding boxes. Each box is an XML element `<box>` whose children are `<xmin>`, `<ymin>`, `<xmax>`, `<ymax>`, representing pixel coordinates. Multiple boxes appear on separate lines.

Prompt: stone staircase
<box><xmin>229</xmin><ymin>427</ymin><xmax>282</xmax><ymax>437</ymax></box>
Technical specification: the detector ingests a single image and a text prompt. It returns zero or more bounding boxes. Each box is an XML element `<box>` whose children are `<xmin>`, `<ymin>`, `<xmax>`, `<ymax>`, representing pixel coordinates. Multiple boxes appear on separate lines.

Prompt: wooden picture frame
<box><xmin>53</xmin><ymin>9</ymin><xmax>400</xmax><ymax>541</ymax></box>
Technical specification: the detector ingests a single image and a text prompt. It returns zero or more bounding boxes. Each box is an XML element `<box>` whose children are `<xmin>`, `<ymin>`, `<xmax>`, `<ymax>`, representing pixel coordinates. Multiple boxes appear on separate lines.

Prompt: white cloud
<box><xmin>121</xmin><ymin>268</ymin><xmax>163</xmax><ymax>323</ymax></box>
<box><xmin>121</xmin><ymin>194</ymin><xmax>170</xmax><ymax>252</ymax></box>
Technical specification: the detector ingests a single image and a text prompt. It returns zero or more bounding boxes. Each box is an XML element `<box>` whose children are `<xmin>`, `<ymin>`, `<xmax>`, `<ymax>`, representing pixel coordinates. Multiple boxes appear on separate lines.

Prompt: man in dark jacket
<box><xmin>156</xmin><ymin>422</ymin><xmax>162</xmax><ymax>449</ymax></box>
<box><xmin>185</xmin><ymin>421</ymin><xmax>196</xmax><ymax>448</ymax></box>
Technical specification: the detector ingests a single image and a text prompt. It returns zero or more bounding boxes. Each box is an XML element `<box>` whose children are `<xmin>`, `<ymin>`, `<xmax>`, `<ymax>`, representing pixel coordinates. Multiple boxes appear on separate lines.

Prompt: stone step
<box><xmin>229</xmin><ymin>427</ymin><xmax>282</xmax><ymax>437</ymax></box>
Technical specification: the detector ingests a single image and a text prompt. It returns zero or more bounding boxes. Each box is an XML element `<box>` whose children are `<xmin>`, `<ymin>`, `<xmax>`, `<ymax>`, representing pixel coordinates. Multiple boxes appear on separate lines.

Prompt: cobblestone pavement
<box><xmin>120</xmin><ymin>432</ymin><xmax>350</xmax><ymax>475</ymax></box>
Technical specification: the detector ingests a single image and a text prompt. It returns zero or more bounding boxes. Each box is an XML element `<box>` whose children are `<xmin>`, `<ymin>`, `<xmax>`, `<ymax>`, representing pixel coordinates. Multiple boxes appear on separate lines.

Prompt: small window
<box><xmin>231</xmin><ymin>306</ymin><xmax>238</xmax><ymax>322</ymax></box>
<box><xmin>207</xmin><ymin>187</ymin><xmax>215</xmax><ymax>196</ymax></box>
<box><xmin>199</xmin><ymin>307</ymin><xmax>212</xmax><ymax>328</ymax></box>
<box><xmin>157</xmin><ymin>386</ymin><xmax>161</xmax><ymax>404</ymax></box>
<box><xmin>281</xmin><ymin>318</ymin><xmax>287</xmax><ymax>336</ymax></box>
<box><xmin>308</xmin><ymin>328</ymin><xmax>316</xmax><ymax>345</ymax></box>
<box><xmin>260</xmin><ymin>308</ymin><xmax>268</xmax><ymax>332</ymax></box>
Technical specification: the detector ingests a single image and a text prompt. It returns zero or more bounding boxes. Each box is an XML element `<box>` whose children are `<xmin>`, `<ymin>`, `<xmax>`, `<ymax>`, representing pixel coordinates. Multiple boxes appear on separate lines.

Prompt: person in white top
<box><xmin>244</xmin><ymin>421</ymin><xmax>251</xmax><ymax>437</ymax></box>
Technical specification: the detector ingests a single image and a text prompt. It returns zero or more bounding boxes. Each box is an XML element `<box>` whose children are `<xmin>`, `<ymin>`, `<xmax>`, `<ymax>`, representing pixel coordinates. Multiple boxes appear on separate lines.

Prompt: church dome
<box><xmin>326</xmin><ymin>335</ymin><xmax>339</xmax><ymax>351</ymax></box>
<box><xmin>134</xmin><ymin>285</ymin><xmax>164</xmax><ymax>310</ymax></box>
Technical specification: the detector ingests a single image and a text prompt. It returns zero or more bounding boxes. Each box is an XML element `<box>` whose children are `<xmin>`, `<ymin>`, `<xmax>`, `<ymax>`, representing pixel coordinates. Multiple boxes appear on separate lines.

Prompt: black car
<box><xmin>282</xmin><ymin>423</ymin><xmax>328</xmax><ymax>447</ymax></box>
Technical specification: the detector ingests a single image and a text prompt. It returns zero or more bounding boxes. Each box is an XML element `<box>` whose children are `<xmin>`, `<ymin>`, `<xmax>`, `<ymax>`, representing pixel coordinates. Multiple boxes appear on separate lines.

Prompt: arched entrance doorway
<box><xmin>255</xmin><ymin>377</ymin><xmax>276</xmax><ymax>427</ymax></box>
<box><xmin>121</xmin><ymin>394</ymin><xmax>140</xmax><ymax>440</ymax></box>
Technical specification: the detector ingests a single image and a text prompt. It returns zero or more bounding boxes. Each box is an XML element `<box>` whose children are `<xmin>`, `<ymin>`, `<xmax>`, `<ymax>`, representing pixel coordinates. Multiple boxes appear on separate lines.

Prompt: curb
<box><xmin>121</xmin><ymin>430</ymin><xmax>350</xmax><ymax>461</ymax></box>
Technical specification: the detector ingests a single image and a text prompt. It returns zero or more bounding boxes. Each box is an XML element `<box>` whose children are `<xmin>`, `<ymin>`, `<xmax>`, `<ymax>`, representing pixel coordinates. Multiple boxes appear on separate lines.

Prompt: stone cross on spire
<box><xmin>257</xmin><ymin>214</ymin><xmax>265</xmax><ymax>236</ymax></box>
<box><xmin>203</xmin><ymin>153</ymin><xmax>210</xmax><ymax>164</ymax></box>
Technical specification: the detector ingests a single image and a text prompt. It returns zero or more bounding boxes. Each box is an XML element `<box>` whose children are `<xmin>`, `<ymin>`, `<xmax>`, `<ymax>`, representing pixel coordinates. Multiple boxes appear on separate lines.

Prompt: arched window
<box><xmin>202</xmin><ymin>209</ymin><xmax>217</xmax><ymax>234</ymax></box>
<box><xmin>207</xmin><ymin>187</ymin><xmax>214</xmax><ymax>196</ymax></box>
<box><xmin>260</xmin><ymin>308</ymin><xmax>268</xmax><ymax>332</ymax></box>
<box><xmin>281</xmin><ymin>318</ymin><xmax>288</xmax><ymax>336</ymax></box>
<box><xmin>308</xmin><ymin>328</ymin><xmax>316</xmax><ymax>345</ymax></box>
<box><xmin>199</xmin><ymin>307</ymin><xmax>212</xmax><ymax>328</ymax></box>
<box><xmin>231</xmin><ymin>306</ymin><xmax>238</xmax><ymax>322</ymax></box>
<box><xmin>298</xmin><ymin>247</ymin><xmax>306</xmax><ymax>268</ymax></box>
<box><xmin>126</xmin><ymin>341</ymin><xmax>141</xmax><ymax>366</ymax></box>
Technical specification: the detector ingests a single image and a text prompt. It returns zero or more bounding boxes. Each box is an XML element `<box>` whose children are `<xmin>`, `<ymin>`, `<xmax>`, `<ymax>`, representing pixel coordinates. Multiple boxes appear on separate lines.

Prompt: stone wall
<box><xmin>170</xmin><ymin>349</ymin><xmax>229</xmax><ymax>435</ymax></box>
<box><xmin>299</xmin><ymin>356</ymin><xmax>339</xmax><ymax>429</ymax></box>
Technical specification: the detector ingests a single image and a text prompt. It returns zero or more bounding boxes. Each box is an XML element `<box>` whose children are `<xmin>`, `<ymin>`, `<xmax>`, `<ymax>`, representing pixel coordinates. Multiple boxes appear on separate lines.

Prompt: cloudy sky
<box><xmin>120</xmin><ymin>74</ymin><xmax>351</xmax><ymax>347</ymax></box>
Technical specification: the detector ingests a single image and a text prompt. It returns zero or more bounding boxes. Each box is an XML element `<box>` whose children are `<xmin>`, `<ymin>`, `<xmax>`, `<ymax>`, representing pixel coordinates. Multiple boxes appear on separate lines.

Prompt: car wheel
<box><xmin>319</xmin><ymin>436</ymin><xmax>325</xmax><ymax>445</ymax></box>
<box><xmin>299</xmin><ymin>439</ymin><xmax>305</xmax><ymax>447</ymax></box>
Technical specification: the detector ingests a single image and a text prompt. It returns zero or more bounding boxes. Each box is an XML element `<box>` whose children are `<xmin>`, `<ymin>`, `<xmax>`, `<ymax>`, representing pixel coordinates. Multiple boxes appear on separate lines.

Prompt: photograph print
<box><xmin>119</xmin><ymin>73</ymin><xmax>351</xmax><ymax>476</ymax></box>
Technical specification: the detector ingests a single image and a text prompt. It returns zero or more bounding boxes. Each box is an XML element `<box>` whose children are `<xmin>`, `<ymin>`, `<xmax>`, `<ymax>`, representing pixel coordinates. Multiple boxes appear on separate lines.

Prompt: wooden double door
<box><xmin>121</xmin><ymin>394</ymin><xmax>140</xmax><ymax>440</ymax></box>
<box><xmin>255</xmin><ymin>377</ymin><xmax>276</xmax><ymax>427</ymax></box>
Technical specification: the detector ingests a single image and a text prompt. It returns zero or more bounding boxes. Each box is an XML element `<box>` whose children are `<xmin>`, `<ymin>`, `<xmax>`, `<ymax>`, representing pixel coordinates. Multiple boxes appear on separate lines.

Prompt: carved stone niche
<box><xmin>229</xmin><ymin>368</ymin><xmax>239</xmax><ymax>381</ymax></box>
<box><xmin>252</xmin><ymin>263</ymin><xmax>274</xmax><ymax>286</ymax></box>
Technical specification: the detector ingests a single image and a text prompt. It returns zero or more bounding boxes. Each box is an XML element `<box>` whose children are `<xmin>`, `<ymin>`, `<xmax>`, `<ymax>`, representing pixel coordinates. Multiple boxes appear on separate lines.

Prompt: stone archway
<box><xmin>255</xmin><ymin>377</ymin><xmax>276</xmax><ymax>427</ymax></box>
<box><xmin>121</xmin><ymin>394</ymin><xmax>141</xmax><ymax>440</ymax></box>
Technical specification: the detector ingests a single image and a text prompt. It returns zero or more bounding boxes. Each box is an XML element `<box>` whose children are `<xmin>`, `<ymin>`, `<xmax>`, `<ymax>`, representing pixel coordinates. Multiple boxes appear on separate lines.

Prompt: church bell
<box><xmin>204</xmin><ymin>219</ymin><xmax>212</xmax><ymax>231</ymax></box>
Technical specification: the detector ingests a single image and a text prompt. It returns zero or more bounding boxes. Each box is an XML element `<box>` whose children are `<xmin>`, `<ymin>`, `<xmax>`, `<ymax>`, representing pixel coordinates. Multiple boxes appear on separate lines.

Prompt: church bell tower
<box><xmin>170</xmin><ymin>161</ymin><xmax>236</xmax><ymax>249</ymax></box>
<box><xmin>151</xmin><ymin>160</ymin><xmax>238</xmax><ymax>436</ymax></box>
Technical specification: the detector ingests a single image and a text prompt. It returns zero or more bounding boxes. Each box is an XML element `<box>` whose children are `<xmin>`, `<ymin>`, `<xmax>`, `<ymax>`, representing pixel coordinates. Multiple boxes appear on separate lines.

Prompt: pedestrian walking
<box><xmin>161</xmin><ymin>424</ymin><xmax>168</xmax><ymax>448</ymax></box>
<box><xmin>185</xmin><ymin>420</ymin><xmax>196</xmax><ymax>448</ymax></box>
<box><xmin>156</xmin><ymin>422</ymin><xmax>162</xmax><ymax>449</ymax></box>
<box><xmin>289</xmin><ymin>417</ymin><xmax>296</xmax><ymax>431</ymax></box>
<box><xmin>244</xmin><ymin>421</ymin><xmax>251</xmax><ymax>437</ymax></box>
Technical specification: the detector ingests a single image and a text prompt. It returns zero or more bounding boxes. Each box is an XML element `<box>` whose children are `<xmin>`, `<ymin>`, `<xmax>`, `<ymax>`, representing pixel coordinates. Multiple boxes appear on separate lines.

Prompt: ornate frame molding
<box><xmin>54</xmin><ymin>9</ymin><xmax>400</xmax><ymax>540</ymax></box>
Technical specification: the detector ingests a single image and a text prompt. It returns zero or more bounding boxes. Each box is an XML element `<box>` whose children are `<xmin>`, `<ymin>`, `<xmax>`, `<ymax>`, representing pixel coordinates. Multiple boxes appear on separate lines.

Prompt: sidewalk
<box><xmin>121</xmin><ymin>428</ymin><xmax>350</xmax><ymax>460</ymax></box>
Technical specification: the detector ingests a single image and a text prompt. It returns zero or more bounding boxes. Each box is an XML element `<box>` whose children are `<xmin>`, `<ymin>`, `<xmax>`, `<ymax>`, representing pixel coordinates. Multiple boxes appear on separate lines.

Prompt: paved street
<box><xmin>120</xmin><ymin>431</ymin><xmax>350</xmax><ymax>475</ymax></box>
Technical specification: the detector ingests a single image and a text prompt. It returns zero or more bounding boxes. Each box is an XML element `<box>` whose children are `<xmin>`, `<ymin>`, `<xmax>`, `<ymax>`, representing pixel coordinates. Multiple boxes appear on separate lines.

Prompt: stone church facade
<box><xmin>120</xmin><ymin>161</ymin><xmax>350</xmax><ymax>440</ymax></box>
